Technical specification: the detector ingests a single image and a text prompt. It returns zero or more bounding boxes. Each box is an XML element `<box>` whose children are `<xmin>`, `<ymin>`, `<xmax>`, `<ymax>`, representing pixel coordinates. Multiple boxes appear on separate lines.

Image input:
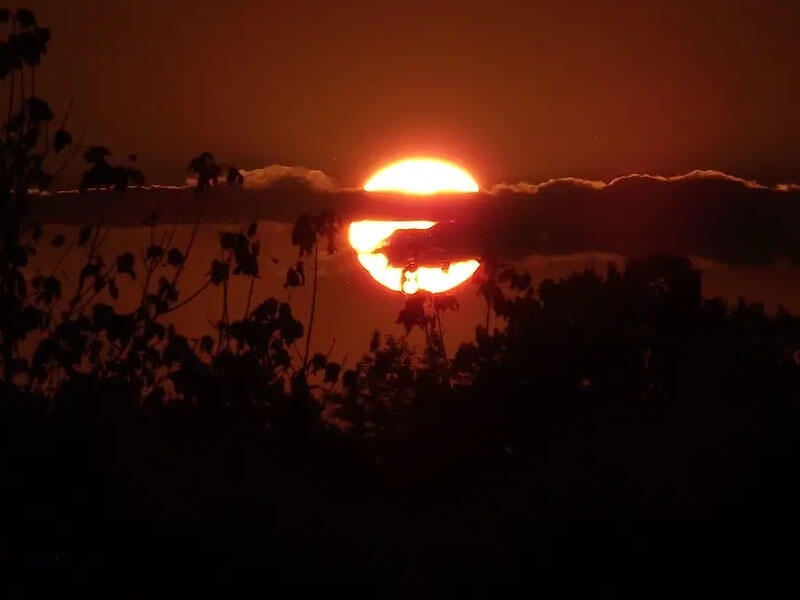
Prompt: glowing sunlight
<box><xmin>363</xmin><ymin>158</ymin><xmax>479</xmax><ymax>194</ymax></box>
<box><xmin>351</xmin><ymin>158</ymin><xmax>481</xmax><ymax>294</ymax></box>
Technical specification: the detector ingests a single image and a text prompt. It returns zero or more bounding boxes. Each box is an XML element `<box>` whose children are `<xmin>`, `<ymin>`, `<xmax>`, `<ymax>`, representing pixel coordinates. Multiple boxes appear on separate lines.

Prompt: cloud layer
<box><xmin>32</xmin><ymin>167</ymin><xmax>800</xmax><ymax>268</ymax></box>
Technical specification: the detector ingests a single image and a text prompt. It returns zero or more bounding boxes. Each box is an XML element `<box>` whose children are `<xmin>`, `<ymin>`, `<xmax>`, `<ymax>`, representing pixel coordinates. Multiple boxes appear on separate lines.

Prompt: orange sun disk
<box><xmin>350</xmin><ymin>158</ymin><xmax>481</xmax><ymax>294</ymax></box>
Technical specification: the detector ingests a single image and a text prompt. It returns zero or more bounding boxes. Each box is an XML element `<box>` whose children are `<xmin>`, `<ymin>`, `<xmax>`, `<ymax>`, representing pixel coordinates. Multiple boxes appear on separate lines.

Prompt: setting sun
<box><xmin>351</xmin><ymin>158</ymin><xmax>481</xmax><ymax>294</ymax></box>
<box><xmin>363</xmin><ymin>158</ymin><xmax>479</xmax><ymax>194</ymax></box>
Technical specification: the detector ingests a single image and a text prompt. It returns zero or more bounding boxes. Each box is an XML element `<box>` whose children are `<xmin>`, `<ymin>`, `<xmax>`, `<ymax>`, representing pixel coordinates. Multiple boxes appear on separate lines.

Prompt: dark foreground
<box><xmin>5</xmin><ymin>371</ymin><xmax>800</xmax><ymax>597</ymax></box>
<box><xmin>5</xmin><ymin>253</ymin><xmax>800</xmax><ymax>598</ymax></box>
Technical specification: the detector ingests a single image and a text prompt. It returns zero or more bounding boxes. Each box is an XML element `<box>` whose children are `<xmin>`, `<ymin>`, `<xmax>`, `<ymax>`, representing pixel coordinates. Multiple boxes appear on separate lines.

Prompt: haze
<box><xmin>24</xmin><ymin>0</ymin><xmax>800</xmax><ymax>189</ymax></box>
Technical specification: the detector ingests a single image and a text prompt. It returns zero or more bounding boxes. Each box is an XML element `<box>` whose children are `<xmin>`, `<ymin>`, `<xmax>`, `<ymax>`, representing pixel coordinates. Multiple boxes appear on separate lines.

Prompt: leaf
<box><xmin>78</xmin><ymin>263</ymin><xmax>97</xmax><ymax>288</ymax></box>
<box><xmin>226</xmin><ymin>167</ymin><xmax>244</xmax><ymax>186</ymax></box>
<box><xmin>163</xmin><ymin>334</ymin><xmax>192</xmax><ymax>366</ymax></box>
<box><xmin>252</xmin><ymin>297</ymin><xmax>279</xmax><ymax>322</ymax></box>
<box><xmin>188</xmin><ymin>152</ymin><xmax>220</xmax><ymax>189</ymax></box>
<box><xmin>107</xmin><ymin>314</ymin><xmax>135</xmax><ymax>344</ymax></box>
<box><xmin>150</xmin><ymin>322</ymin><xmax>166</xmax><ymax>340</ymax></box>
<box><xmin>34</xmin><ymin>27</ymin><xmax>50</xmax><ymax>48</ymax></box>
<box><xmin>78</xmin><ymin>225</ymin><xmax>93</xmax><ymax>246</ymax></box>
<box><xmin>284</xmin><ymin>267</ymin><xmax>301</xmax><ymax>288</ymax></box>
<box><xmin>235</xmin><ymin>253</ymin><xmax>258</xmax><ymax>277</ymax></box>
<box><xmin>123</xmin><ymin>167</ymin><xmax>143</xmax><ymax>190</ymax></box>
<box><xmin>511</xmin><ymin>271</ymin><xmax>532</xmax><ymax>291</ymax></box>
<box><xmin>434</xmin><ymin>294</ymin><xmax>460</xmax><ymax>312</ymax></box>
<box><xmin>210</xmin><ymin>259</ymin><xmax>229</xmax><ymax>285</ymax></box>
<box><xmin>291</xmin><ymin>213</ymin><xmax>316</xmax><ymax>257</ymax></box>
<box><xmin>200</xmin><ymin>335</ymin><xmax>214</xmax><ymax>355</ymax></box>
<box><xmin>146</xmin><ymin>245</ymin><xmax>164</xmax><ymax>260</ymax></box>
<box><xmin>157</xmin><ymin>276</ymin><xmax>178</xmax><ymax>302</ymax></box>
<box><xmin>74</xmin><ymin>314</ymin><xmax>93</xmax><ymax>333</ymax></box>
<box><xmin>396</xmin><ymin>295</ymin><xmax>434</xmax><ymax>333</ymax></box>
<box><xmin>25</xmin><ymin>97</ymin><xmax>53</xmax><ymax>122</ymax></box>
<box><xmin>279</xmin><ymin>318</ymin><xmax>304</xmax><ymax>345</ymax></box>
<box><xmin>50</xmin><ymin>234</ymin><xmax>65</xmax><ymax>247</ymax></box>
<box><xmin>218</xmin><ymin>231</ymin><xmax>235</xmax><ymax>250</ymax></box>
<box><xmin>92</xmin><ymin>303</ymin><xmax>115</xmax><ymax>330</ymax></box>
<box><xmin>309</xmin><ymin>352</ymin><xmax>328</xmax><ymax>374</ymax></box>
<box><xmin>167</xmin><ymin>247</ymin><xmax>184</xmax><ymax>267</ymax></box>
<box><xmin>108</xmin><ymin>278</ymin><xmax>119</xmax><ymax>301</ymax></box>
<box><xmin>342</xmin><ymin>369</ymin><xmax>358</xmax><ymax>389</ymax></box>
<box><xmin>271</xmin><ymin>343</ymin><xmax>291</xmax><ymax>369</ymax></box>
<box><xmin>116</xmin><ymin>251</ymin><xmax>135</xmax><ymax>279</ymax></box>
<box><xmin>29</xmin><ymin>168</ymin><xmax>52</xmax><ymax>191</ymax></box>
<box><xmin>16</xmin><ymin>8</ymin><xmax>36</xmax><ymax>28</ymax></box>
<box><xmin>39</xmin><ymin>276</ymin><xmax>61</xmax><ymax>304</ymax></box>
<box><xmin>324</xmin><ymin>362</ymin><xmax>341</xmax><ymax>384</ymax></box>
<box><xmin>21</xmin><ymin>125</ymin><xmax>40</xmax><ymax>148</ymax></box>
<box><xmin>369</xmin><ymin>331</ymin><xmax>380</xmax><ymax>353</ymax></box>
<box><xmin>83</xmin><ymin>145</ymin><xmax>111</xmax><ymax>164</ymax></box>
<box><xmin>53</xmin><ymin>129</ymin><xmax>72</xmax><ymax>153</ymax></box>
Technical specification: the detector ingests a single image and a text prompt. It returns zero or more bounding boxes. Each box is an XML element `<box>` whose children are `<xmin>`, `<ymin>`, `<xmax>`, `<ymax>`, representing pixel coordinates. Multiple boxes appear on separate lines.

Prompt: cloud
<box><xmin>238</xmin><ymin>164</ymin><xmax>338</xmax><ymax>192</ymax></box>
<box><xmin>31</xmin><ymin>169</ymin><xmax>800</xmax><ymax>269</ymax></box>
<box><xmin>378</xmin><ymin>170</ymin><xmax>800</xmax><ymax>268</ymax></box>
<box><xmin>182</xmin><ymin>163</ymin><xmax>338</xmax><ymax>192</ymax></box>
<box><xmin>490</xmin><ymin>176</ymin><xmax>607</xmax><ymax>194</ymax></box>
<box><xmin>489</xmin><ymin>169</ymin><xmax>800</xmax><ymax>195</ymax></box>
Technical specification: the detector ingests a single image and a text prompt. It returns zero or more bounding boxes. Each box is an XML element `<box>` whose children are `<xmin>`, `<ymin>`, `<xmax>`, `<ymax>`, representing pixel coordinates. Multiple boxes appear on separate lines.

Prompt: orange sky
<box><xmin>22</xmin><ymin>0</ymin><xmax>800</xmax><ymax>189</ymax></box>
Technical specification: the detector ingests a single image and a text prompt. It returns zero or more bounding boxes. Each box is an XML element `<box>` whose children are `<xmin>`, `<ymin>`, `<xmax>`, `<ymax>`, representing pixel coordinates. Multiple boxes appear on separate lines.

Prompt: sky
<box><xmin>24</xmin><ymin>0</ymin><xmax>800</xmax><ymax>189</ymax></box>
<box><xmin>14</xmin><ymin>1</ymin><xmax>800</xmax><ymax>360</ymax></box>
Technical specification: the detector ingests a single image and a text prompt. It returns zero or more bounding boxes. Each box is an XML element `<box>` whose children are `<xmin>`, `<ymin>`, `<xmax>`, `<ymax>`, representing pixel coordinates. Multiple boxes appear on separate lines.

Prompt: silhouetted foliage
<box><xmin>188</xmin><ymin>151</ymin><xmax>221</xmax><ymax>190</ymax></box>
<box><xmin>226</xmin><ymin>165</ymin><xmax>244</xmax><ymax>186</ymax></box>
<box><xmin>80</xmin><ymin>145</ymin><xmax>144</xmax><ymax>192</ymax></box>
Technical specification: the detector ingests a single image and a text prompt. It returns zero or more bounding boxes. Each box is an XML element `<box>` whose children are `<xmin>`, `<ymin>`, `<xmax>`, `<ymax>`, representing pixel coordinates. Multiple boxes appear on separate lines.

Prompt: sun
<box><xmin>363</xmin><ymin>158</ymin><xmax>479</xmax><ymax>194</ymax></box>
<box><xmin>350</xmin><ymin>158</ymin><xmax>481</xmax><ymax>295</ymax></box>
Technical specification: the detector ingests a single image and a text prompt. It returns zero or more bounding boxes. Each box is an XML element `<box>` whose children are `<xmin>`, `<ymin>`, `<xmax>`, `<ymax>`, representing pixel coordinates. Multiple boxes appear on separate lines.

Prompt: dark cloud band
<box><xmin>32</xmin><ymin>168</ymin><xmax>800</xmax><ymax>268</ymax></box>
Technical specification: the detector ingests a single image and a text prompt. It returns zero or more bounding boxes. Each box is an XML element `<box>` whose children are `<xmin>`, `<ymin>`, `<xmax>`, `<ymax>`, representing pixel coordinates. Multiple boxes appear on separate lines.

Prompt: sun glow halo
<box><xmin>350</xmin><ymin>158</ymin><xmax>481</xmax><ymax>294</ymax></box>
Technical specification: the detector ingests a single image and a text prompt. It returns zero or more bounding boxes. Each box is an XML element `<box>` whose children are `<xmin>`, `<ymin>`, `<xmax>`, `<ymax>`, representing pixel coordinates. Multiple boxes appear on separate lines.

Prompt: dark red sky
<box><xmin>27</xmin><ymin>0</ymin><xmax>800</xmax><ymax>187</ymax></box>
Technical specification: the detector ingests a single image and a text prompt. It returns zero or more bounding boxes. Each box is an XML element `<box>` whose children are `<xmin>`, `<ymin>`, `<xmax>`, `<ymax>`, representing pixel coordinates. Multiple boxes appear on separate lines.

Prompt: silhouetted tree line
<box><xmin>4</xmin><ymin>10</ymin><xmax>800</xmax><ymax>595</ymax></box>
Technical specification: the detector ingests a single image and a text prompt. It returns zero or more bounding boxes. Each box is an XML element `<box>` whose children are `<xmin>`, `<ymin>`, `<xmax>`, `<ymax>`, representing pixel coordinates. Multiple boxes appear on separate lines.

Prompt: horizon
<box><xmin>34</xmin><ymin>165</ymin><xmax>800</xmax><ymax>195</ymax></box>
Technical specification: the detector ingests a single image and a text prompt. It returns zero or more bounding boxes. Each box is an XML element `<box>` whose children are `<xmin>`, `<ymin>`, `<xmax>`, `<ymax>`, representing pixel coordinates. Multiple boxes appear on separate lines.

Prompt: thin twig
<box><xmin>325</xmin><ymin>337</ymin><xmax>337</xmax><ymax>359</ymax></box>
<box><xmin>157</xmin><ymin>278</ymin><xmax>212</xmax><ymax>317</ymax></box>
<box><xmin>170</xmin><ymin>190</ymin><xmax>208</xmax><ymax>289</ymax></box>
<box><xmin>437</xmin><ymin>307</ymin><xmax>447</xmax><ymax>363</ymax></box>
<box><xmin>243</xmin><ymin>275</ymin><xmax>256</xmax><ymax>319</ymax></box>
<box><xmin>74</xmin><ymin>266</ymin><xmax>118</xmax><ymax>314</ymax></box>
<box><xmin>302</xmin><ymin>244</ymin><xmax>319</xmax><ymax>370</ymax></box>
<box><xmin>56</xmin><ymin>98</ymin><xmax>73</xmax><ymax>132</ymax></box>
<box><xmin>51</xmin><ymin>241</ymin><xmax>75</xmax><ymax>275</ymax></box>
